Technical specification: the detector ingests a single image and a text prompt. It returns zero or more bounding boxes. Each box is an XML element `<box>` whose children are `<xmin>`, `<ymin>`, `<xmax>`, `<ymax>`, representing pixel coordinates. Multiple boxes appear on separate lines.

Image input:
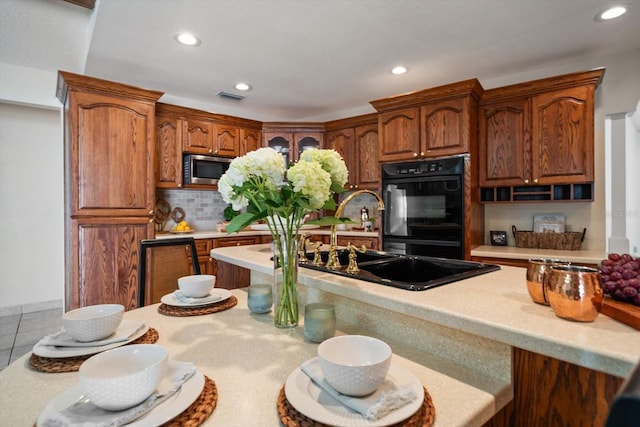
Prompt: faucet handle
<box><xmin>297</xmin><ymin>233</ymin><xmax>311</xmax><ymax>264</ymax></box>
<box><xmin>311</xmin><ymin>241</ymin><xmax>324</xmax><ymax>266</ymax></box>
<box><xmin>345</xmin><ymin>243</ymin><xmax>367</xmax><ymax>274</ymax></box>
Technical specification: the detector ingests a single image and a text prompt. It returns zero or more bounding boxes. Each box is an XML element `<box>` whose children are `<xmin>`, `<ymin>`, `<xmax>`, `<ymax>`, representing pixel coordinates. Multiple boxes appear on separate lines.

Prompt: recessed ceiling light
<box><xmin>174</xmin><ymin>32</ymin><xmax>201</xmax><ymax>46</ymax></box>
<box><xmin>391</xmin><ymin>66</ymin><xmax>407</xmax><ymax>75</ymax></box>
<box><xmin>234</xmin><ymin>82</ymin><xmax>251</xmax><ymax>91</ymax></box>
<box><xmin>599</xmin><ymin>5</ymin><xmax>627</xmax><ymax>20</ymax></box>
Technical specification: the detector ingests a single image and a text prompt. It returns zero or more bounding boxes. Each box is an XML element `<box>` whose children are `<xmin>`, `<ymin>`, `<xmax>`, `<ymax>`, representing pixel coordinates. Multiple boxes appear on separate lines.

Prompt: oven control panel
<box><xmin>382</xmin><ymin>155</ymin><xmax>465</xmax><ymax>177</ymax></box>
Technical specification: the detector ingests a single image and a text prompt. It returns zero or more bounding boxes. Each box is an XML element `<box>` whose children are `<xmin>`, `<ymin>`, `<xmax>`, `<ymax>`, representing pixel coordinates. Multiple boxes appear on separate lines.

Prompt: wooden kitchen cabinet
<box><xmin>263</xmin><ymin>123</ymin><xmax>324</xmax><ymax>164</ymax></box>
<box><xmin>240</xmin><ymin>127</ymin><xmax>261</xmax><ymax>155</ymax></box>
<box><xmin>326</xmin><ymin>113</ymin><xmax>380</xmax><ymax>190</ymax></box>
<box><xmin>57</xmin><ymin>71</ymin><xmax>163</xmax><ymax>311</ymax></box>
<box><xmin>194</xmin><ymin>236</ymin><xmax>260</xmax><ymax>289</ymax></box>
<box><xmin>336</xmin><ymin>235</ymin><xmax>378</xmax><ymax>250</ymax></box>
<box><xmin>155</xmin><ymin>113</ymin><xmax>183</xmax><ymax>188</ymax></box>
<box><xmin>183</xmin><ymin>117</ymin><xmax>215</xmax><ymax>155</ymax></box>
<box><xmin>213</xmin><ymin>123</ymin><xmax>241</xmax><ymax>158</ymax></box>
<box><xmin>372</xmin><ymin>79</ymin><xmax>483</xmax><ymax>162</ymax></box>
<box><xmin>479</xmin><ymin>69</ymin><xmax>604</xmax><ymax>200</ymax></box>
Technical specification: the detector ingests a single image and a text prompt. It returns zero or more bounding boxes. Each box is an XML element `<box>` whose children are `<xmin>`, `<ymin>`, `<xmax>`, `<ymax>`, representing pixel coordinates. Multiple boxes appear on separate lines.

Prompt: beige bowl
<box><xmin>318</xmin><ymin>335</ymin><xmax>392</xmax><ymax>396</ymax></box>
<box><xmin>62</xmin><ymin>304</ymin><xmax>124</xmax><ymax>342</ymax></box>
<box><xmin>178</xmin><ymin>274</ymin><xmax>216</xmax><ymax>298</ymax></box>
<box><xmin>79</xmin><ymin>344</ymin><xmax>167</xmax><ymax>410</ymax></box>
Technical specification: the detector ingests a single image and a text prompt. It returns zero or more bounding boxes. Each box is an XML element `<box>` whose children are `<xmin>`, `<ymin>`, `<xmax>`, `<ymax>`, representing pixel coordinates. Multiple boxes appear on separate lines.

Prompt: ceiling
<box><xmin>1</xmin><ymin>0</ymin><xmax>639</xmax><ymax>121</ymax></box>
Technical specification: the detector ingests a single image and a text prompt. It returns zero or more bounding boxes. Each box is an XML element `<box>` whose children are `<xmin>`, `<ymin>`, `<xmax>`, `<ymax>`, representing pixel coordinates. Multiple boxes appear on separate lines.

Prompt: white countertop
<box><xmin>212</xmin><ymin>245</ymin><xmax>639</xmax><ymax>379</ymax></box>
<box><xmin>470</xmin><ymin>245</ymin><xmax>605</xmax><ymax>265</ymax></box>
<box><xmin>0</xmin><ymin>291</ymin><xmax>505</xmax><ymax>427</ymax></box>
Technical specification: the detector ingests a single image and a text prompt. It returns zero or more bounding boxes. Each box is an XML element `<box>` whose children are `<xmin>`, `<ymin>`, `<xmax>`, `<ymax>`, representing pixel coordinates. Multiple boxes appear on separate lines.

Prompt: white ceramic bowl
<box><xmin>318</xmin><ymin>335</ymin><xmax>392</xmax><ymax>396</ymax></box>
<box><xmin>79</xmin><ymin>344</ymin><xmax>168</xmax><ymax>410</ymax></box>
<box><xmin>62</xmin><ymin>304</ymin><xmax>124</xmax><ymax>342</ymax></box>
<box><xmin>178</xmin><ymin>274</ymin><xmax>216</xmax><ymax>298</ymax></box>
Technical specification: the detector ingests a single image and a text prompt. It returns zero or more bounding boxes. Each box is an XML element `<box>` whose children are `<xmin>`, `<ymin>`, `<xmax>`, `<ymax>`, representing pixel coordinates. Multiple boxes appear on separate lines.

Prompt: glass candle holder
<box><xmin>303</xmin><ymin>303</ymin><xmax>336</xmax><ymax>343</ymax></box>
<box><xmin>247</xmin><ymin>284</ymin><xmax>272</xmax><ymax>314</ymax></box>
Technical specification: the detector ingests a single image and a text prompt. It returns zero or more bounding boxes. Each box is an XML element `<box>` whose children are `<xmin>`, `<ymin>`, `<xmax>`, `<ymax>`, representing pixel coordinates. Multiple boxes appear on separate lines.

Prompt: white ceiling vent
<box><xmin>217</xmin><ymin>91</ymin><xmax>246</xmax><ymax>100</ymax></box>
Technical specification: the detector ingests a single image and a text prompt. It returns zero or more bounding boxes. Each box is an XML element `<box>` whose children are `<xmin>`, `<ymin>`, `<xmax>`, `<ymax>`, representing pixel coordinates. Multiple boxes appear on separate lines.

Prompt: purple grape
<box><xmin>623</xmin><ymin>286</ymin><xmax>638</xmax><ymax>298</ymax></box>
<box><xmin>604</xmin><ymin>281</ymin><xmax>618</xmax><ymax>293</ymax></box>
<box><xmin>628</xmin><ymin>261</ymin><xmax>639</xmax><ymax>271</ymax></box>
<box><xmin>614</xmin><ymin>289</ymin><xmax>626</xmax><ymax>300</ymax></box>
<box><xmin>601</xmin><ymin>259</ymin><xmax>614</xmax><ymax>267</ymax></box>
<box><xmin>622</xmin><ymin>269</ymin><xmax>637</xmax><ymax>280</ymax></box>
<box><xmin>599</xmin><ymin>265</ymin><xmax>612</xmax><ymax>274</ymax></box>
<box><xmin>609</xmin><ymin>253</ymin><xmax>622</xmax><ymax>262</ymax></box>
<box><xmin>600</xmin><ymin>274</ymin><xmax>611</xmax><ymax>282</ymax></box>
<box><xmin>612</xmin><ymin>265</ymin><xmax>623</xmax><ymax>273</ymax></box>
<box><xmin>610</xmin><ymin>271</ymin><xmax>623</xmax><ymax>281</ymax></box>
<box><xmin>621</xmin><ymin>254</ymin><xmax>633</xmax><ymax>262</ymax></box>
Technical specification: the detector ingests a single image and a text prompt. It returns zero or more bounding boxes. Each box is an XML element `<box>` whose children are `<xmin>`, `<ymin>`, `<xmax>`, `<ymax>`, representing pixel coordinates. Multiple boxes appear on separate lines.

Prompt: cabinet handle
<box><xmin>533</xmin><ymin>179</ymin><xmax>539</xmax><ymax>184</ymax></box>
<box><xmin>524</xmin><ymin>179</ymin><xmax>529</xmax><ymax>184</ymax></box>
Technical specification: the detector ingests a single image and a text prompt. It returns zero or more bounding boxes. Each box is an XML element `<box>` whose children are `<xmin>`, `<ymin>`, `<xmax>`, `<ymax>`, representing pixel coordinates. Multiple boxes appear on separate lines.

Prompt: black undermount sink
<box><xmin>301</xmin><ymin>250</ymin><xmax>500</xmax><ymax>291</ymax></box>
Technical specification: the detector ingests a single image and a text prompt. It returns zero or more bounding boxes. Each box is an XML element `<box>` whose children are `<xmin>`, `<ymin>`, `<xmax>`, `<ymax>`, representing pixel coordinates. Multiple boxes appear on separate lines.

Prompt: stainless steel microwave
<box><xmin>183</xmin><ymin>154</ymin><xmax>231</xmax><ymax>185</ymax></box>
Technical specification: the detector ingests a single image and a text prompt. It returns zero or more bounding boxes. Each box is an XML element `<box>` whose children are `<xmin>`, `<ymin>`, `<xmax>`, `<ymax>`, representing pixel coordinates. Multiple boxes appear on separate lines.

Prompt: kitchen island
<box><xmin>211</xmin><ymin>244</ymin><xmax>640</xmax><ymax>426</ymax></box>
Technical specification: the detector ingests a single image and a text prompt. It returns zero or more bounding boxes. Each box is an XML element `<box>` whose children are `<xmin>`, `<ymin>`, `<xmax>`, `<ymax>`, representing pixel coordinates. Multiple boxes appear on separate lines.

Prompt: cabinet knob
<box><xmin>148</xmin><ymin>218</ymin><xmax>154</xmax><ymax>223</ymax></box>
<box><xmin>349</xmin><ymin>185</ymin><xmax>354</xmax><ymax>189</ymax></box>
<box><xmin>214</xmin><ymin>149</ymin><xmax>219</xmax><ymax>154</ymax></box>
<box><xmin>420</xmin><ymin>151</ymin><xmax>424</xmax><ymax>157</ymax></box>
<box><xmin>413</xmin><ymin>153</ymin><xmax>418</xmax><ymax>158</ymax></box>
<box><xmin>148</xmin><ymin>210</ymin><xmax>155</xmax><ymax>216</ymax></box>
<box><xmin>524</xmin><ymin>179</ymin><xmax>529</xmax><ymax>184</ymax></box>
<box><xmin>208</xmin><ymin>149</ymin><xmax>213</xmax><ymax>153</ymax></box>
<box><xmin>354</xmin><ymin>185</ymin><xmax>359</xmax><ymax>189</ymax></box>
<box><xmin>177</xmin><ymin>183</ymin><xmax>182</xmax><ymax>188</ymax></box>
<box><xmin>533</xmin><ymin>179</ymin><xmax>539</xmax><ymax>184</ymax></box>
<box><xmin>236</xmin><ymin>243</ymin><xmax>240</xmax><ymax>246</ymax></box>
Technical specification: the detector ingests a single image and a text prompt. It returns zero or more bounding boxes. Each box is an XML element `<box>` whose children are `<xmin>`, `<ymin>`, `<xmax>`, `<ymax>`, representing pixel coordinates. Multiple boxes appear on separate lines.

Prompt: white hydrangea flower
<box><xmin>217</xmin><ymin>174</ymin><xmax>248</xmax><ymax>210</ymax></box>
<box><xmin>299</xmin><ymin>149</ymin><xmax>348</xmax><ymax>188</ymax></box>
<box><xmin>287</xmin><ymin>161</ymin><xmax>332</xmax><ymax>210</ymax></box>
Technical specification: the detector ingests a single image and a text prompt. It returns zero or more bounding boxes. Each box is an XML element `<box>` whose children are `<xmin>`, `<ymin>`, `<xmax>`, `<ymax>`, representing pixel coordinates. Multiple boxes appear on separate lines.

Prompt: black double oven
<box><xmin>382</xmin><ymin>155</ymin><xmax>466</xmax><ymax>259</ymax></box>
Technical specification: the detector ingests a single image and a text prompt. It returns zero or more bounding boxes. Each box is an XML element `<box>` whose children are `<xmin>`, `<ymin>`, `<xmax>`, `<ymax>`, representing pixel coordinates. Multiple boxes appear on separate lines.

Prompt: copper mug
<box><xmin>526</xmin><ymin>258</ymin><xmax>570</xmax><ymax>305</ymax></box>
<box><xmin>546</xmin><ymin>265</ymin><xmax>604</xmax><ymax>322</ymax></box>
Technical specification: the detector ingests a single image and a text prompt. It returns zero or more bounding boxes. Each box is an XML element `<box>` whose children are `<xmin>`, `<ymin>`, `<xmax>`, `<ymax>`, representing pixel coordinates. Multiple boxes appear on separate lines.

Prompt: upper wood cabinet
<box><xmin>240</xmin><ymin>128</ymin><xmax>261</xmax><ymax>155</ymax></box>
<box><xmin>156</xmin><ymin>113</ymin><xmax>183</xmax><ymax>188</ymax></box>
<box><xmin>57</xmin><ymin>71</ymin><xmax>163</xmax><ymax>310</ymax></box>
<box><xmin>183</xmin><ymin>118</ymin><xmax>215</xmax><ymax>155</ymax></box>
<box><xmin>263</xmin><ymin>123</ymin><xmax>324</xmax><ymax>164</ymax></box>
<box><xmin>479</xmin><ymin>69</ymin><xmax>604</xmax><ymax>188</ymax></box>
<box><xmin>372</xmin><ymin>79</ymin><xmax>483</xmax><ymax>162</ymax></box>
<box><xmin>326</xmin><ymin>113</ymin><xmax>379</xmax><ymax>190</ymax></box>
<box><xmin>213</xmin><ymin>124</ymin><xmax>241</xmax><ymax>157</ymax></box>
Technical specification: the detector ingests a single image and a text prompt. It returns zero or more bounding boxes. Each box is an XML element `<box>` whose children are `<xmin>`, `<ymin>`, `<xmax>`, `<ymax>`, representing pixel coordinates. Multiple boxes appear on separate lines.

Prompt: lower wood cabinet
<box><xmin>336</xmin><ymin>235</ymin><xmax>378</xmax><ymax>250</ymax></box>
<box><xmin>483</xmin><ymin>347</ymin><xmax>623</xmax><ymax>427</ymax></box>
<box><xmin>470</xmin><ymin>255</ymin><xmax>597</xmax><ymax>269</ymax></box>
<box><xmin>194</xmin><ymin>236</ymin><xmax>260</xmax><ymax>289</ymax></box>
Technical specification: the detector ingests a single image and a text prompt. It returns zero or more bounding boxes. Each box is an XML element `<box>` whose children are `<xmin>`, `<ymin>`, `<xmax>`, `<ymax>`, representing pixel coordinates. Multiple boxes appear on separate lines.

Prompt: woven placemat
<box><xmin>277</xmin><ymin>385</ymin><xmax>435</xmax><ymax>427</ymax></box>
<box><xmin>162</xmin><ymin>376</ymin><xmax>217</xmax><ymax>427</ymax></box>
<box><xmin>28</xmin><ymin>328</ymin><xmax>159</xmax><ymax>373</ymax></box>
<box><xmin>158</xmin><ymin>295</ymin><xmax>238</xmax><ymax>317</ymax></box>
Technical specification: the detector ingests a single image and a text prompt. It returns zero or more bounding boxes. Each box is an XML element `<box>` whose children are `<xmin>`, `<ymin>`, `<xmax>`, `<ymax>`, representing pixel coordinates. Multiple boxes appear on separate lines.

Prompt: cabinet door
<box><xmin>378</xmin><ymin>107</ymin><xmax>420</xmax><ymax>162</ymax></box>
<box><xmin>70</xmin><ymin>91</ymin><xmax>155</xmax><ymax>216</ymax></box>
<box><xmin>532</xmin><ymin>86</ymin><xmax>594</xmax><ymax>185</ymax></box>
<box><xmin>68</xmin><ymin>217</ymin><xmax>154</xmax><ymax>311</ymax></box>
<box><xmin>183</xmin><ymin>118</ymin><xmax>214</xmax><ymax>154</ymax></box>
<box><xmin>265</xmin><ymin>132</ymin><xmax>294</xmax><ymax>165</ymax></box>
<box><xmin>214</xmin><ymin>124</ymin><xmax>240</xmax><ymax>158</ymax></box>
<box><xmin>420</xmin><ymin>97</ymin><xmax>469</xmax><ymax>156</ymax></box>
<box><xmin>294</xmin><ymin>132</ymin><xmax>324</xmax><ymax>162</ymax></box>
<box><xmin>479</xmin><ymin>98</ymin><xmax>531</xmax><ymax>187</ymax></box>
<box><xmin>240</xmin><ymin>128</ymin><xmax>261</xmax><ymax>155</ymax></box>
<box><xmin>326</xmin><ymin>128</ymin><xmax>356</xmax><ymax>189</ymax></box>
<box><xmin>355</xmin><ymin>124</ymin><xmax>380</xmax><ymax>189</ymax></box>
<box><xmin>156</xmin><ymin>114</ymin><xmax>183</xmax><ymax>188</ymax></box>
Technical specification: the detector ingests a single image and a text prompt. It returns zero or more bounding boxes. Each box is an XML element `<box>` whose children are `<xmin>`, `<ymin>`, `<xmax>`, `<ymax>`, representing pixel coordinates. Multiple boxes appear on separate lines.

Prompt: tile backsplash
<box><xmin>156</xmin><ymin>189</ymin><xmax>382</xmax><ymax>232</ymax></box>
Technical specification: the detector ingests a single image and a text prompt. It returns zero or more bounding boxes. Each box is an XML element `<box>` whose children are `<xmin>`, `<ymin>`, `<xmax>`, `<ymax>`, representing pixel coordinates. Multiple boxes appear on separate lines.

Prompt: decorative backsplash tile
<box><xmin>157</xmin><ymin>189</ymin><xmax>383</xmax><ymax>232</ymax></box>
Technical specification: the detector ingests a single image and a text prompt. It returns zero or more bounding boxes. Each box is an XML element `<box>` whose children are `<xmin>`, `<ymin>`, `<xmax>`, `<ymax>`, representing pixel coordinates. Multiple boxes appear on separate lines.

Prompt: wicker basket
<box><xmin>511</xmin><ymin>226</ymin><xmax>586</xmax><ymax>250</ymax></box>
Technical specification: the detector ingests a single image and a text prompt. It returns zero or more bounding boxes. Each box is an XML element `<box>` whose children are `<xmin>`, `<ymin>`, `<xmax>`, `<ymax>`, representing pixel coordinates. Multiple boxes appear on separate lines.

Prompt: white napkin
<box><xmin>39</xmin><ymin>361</ymin><xmax>196</xmax><ymax>427</ymax></box>
<box><xmin>38</xmin><ymin>321</ymin><xmax>146</xmax><ymax>348</ymax></box>
<box><xmin>173</xmin><ymin>290</ymin><xmax>221</xmax><ymax>305</ymax></box>
<box><xmin>300</xmin><ymin>357</ymin><xmax>418</xmax><ymax>421</ymax></box>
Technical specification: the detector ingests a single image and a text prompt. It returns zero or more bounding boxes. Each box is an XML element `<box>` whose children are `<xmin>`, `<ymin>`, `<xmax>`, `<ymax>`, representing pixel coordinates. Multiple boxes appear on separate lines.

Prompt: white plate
<box><xmin>37</xmin><ymin>361</ymin><xmax>205</xmax><ymax>427</ymax></box>
<box><xmin>285</xmin><ymin>359</ymin><xmax>424</xmax><ymax>427</ymax></box>
<box><xmin>250</xmin><ymin>223</ymin><xmax>320</xmax><ymax>231</ymax></box>
<box><xmin>32</xmin><ymin>320</ymin><xmax>150</xmax><ymax>359</ymax></box>
<box><xmin>160</xmin><ymin>288</ymin><xmax>232</xmax><ymax>307</ymax></box>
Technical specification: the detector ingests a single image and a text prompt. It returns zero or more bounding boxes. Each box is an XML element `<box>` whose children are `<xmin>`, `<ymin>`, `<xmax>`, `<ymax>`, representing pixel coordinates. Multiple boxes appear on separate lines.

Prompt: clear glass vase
<box><xmin>273</xmin><ymin>232</ymin><xmax>299</xmax><ymax>328</ymax></box>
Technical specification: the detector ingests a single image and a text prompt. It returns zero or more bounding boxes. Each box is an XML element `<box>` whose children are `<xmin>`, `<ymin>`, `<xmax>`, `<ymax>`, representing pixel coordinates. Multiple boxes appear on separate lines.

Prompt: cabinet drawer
<box><xmin>336</xmin><ymin>236</ymin><xmax>378</xmax><ymax>250</ymax></box>
<box><xmin>214</xmin><ymin>236</ymin><xmax>259</xmax><ymax>248</ymax></box>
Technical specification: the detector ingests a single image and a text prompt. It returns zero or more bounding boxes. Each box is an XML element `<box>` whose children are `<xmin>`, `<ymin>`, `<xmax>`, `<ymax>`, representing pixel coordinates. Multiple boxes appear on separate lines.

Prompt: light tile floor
<box><xmin>0</xmin><ymin>308</ymin><xmax>63</xmax><ymax>370</ymax></box>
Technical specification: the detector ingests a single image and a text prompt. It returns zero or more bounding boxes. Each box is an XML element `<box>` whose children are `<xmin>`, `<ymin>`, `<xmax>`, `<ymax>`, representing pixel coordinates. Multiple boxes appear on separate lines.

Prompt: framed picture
<box><xmin>533</xmin><ymin>214</ymin><xmax>565</xmax><ymax>233</ymax></box>
<box><xmin>490</xmin><ymin>230</ymin><xmax>508</xmax><ymax>246</ymax></box>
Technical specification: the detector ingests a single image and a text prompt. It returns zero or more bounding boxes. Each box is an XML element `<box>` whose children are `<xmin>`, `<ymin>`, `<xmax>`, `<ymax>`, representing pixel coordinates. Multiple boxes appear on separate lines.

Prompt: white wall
<box><xmin>0</xmin><ymin>103</ymin><xmax>64</xmax><ymax>310</ymax></box>
<box><xmin>627</xmin><ymin>102</ymin><xmax>640</xmax><ymax>256</ymax></box>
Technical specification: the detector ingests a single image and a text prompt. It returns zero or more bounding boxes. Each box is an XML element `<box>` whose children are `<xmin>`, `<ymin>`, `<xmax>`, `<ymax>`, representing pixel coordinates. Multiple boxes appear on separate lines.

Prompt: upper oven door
<box><xmin>382</xmin><ymin>175</ymin><xmax>463</xmax><ymax>240</ymax></box>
